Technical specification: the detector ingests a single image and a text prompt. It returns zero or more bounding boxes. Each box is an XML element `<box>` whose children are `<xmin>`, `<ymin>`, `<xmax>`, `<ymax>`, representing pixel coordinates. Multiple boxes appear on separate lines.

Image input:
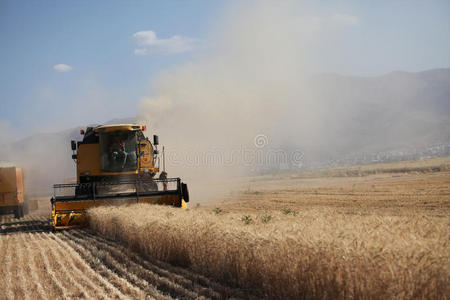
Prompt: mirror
<box><xmin>153</xmin><ymin>135</ymin><xmax>159</xmax><ymax>145</ymax></box>
<box><xmin>71</xmin><ymin>140</ymin><xmax>77</xmax><ymax>151</ymax></box>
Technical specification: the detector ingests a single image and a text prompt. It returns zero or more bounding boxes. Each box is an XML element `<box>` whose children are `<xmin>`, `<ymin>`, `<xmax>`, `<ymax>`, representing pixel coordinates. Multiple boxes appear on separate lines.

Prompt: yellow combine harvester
<box><xmin>51</xmin><ymin>124</ymin><xmax>189</xmax><ymax>229</ymax></box>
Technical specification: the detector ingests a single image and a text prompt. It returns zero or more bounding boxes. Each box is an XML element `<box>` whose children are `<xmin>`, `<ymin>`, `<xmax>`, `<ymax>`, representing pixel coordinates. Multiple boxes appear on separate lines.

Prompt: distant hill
<box><xmin>277</xmin><ymin>68</ymin><xmax>450</xmax><ymax>165</ymax></box>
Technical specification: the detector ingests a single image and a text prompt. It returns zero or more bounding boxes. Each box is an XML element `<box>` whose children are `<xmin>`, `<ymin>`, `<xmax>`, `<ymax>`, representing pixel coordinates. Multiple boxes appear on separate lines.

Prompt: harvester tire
<box><xmin>14</xmin><ymin>206</ymin><xmax>20</xmax><ymax>219</ymax></box>
<box><xmin>14</xmin><ymin>205</ymin><xmax>24</xmax><ymax>219</ymax></box>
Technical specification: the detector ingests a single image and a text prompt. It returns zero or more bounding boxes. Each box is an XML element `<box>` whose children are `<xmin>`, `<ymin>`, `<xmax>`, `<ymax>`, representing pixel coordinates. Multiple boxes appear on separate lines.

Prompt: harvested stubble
<box><xmin>89</xmin><ymin>203</ymin><xmax>449</xmax><ymax>299</ymax></box>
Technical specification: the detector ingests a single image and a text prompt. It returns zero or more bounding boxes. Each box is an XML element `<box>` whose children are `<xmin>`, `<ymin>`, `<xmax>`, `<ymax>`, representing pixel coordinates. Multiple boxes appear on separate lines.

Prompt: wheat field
<box><xmin>89</xmin><ymin>158</ymin><xmax>450</xmax><ymax>299</ymax></box>
<box><xmin>1</xmin><ymin>158</ymin><xmax>448</xmax><ymax>299</ymax></box>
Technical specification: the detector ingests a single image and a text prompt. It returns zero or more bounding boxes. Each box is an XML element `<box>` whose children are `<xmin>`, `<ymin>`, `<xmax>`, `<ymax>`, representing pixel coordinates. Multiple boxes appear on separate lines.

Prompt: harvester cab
<box><xmin>51</xmin><ymin>124</ymin><xmax>189</xmax><ymax>229</ymax></box>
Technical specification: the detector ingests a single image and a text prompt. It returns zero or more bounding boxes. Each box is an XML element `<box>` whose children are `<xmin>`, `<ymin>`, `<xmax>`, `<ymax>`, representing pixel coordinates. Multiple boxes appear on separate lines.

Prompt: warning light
<box><xmin>142</xmin><ymin>125</ymin><xmax>146</xmax><ymax>131</ymax></box>
<box><xmin>80</xmin><ymin>129</ymin><xmax>85</xmax><ymax>135</ymax></box>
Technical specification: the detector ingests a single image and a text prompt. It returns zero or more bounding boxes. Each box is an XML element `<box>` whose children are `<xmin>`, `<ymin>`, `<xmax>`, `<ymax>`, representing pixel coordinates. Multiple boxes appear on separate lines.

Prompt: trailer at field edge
<box><xmin>0</xmin><ymin>167</ymin><xmax>27</xmax><ymax>218</ymax></box>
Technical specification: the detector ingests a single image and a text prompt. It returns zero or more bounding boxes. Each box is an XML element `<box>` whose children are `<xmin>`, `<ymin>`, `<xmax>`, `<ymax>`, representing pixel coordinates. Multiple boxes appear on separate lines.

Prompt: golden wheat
<box><xmin>89</xmin><ymin>167</ymin><xmax>450</xmax><ymax>299</ymax></box>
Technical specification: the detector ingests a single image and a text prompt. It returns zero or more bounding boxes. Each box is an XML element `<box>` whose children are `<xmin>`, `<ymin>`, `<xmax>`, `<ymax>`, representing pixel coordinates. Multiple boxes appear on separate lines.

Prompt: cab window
<box><xmin>99</xmin><ymin>131</ymin><xmax>137</xmax><ymax>172</ymax></box>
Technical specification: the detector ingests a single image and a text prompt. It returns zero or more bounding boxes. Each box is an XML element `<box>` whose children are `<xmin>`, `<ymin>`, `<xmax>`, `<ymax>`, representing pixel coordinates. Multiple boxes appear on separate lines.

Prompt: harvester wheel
<box><xmin>14</xmin><ymin>206</ymin><xmax>20</xmax><ymax>219</ymax></box>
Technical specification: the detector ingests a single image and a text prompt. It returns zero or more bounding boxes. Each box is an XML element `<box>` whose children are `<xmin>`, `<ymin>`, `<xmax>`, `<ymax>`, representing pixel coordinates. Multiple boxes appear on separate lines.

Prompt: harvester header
<box><xmin>51</xmin><ymin>123</ymin><xmax>189</xmax><ymax>229</ymax></box>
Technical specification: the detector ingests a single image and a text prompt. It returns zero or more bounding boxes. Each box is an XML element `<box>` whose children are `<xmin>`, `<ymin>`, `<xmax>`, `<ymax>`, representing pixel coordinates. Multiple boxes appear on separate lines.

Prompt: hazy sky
<box><xmin>1</xmin><ymin>0</ymin><xmax>449</xmax><ymax>137</ymax></box>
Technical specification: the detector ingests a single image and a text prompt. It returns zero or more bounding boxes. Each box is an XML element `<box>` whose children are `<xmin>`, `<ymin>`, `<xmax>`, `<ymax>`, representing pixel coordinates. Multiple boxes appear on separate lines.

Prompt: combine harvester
<box><xmin>51</xmin><ymin>124</ymin><xmax>189</xmax><ymax>229</ymax></box>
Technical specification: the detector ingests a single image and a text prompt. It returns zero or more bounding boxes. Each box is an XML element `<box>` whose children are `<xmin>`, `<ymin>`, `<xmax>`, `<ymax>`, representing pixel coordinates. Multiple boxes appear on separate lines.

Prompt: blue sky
<box><xmin>0</xmin><ymin>0</ymin><xmax>449</xmax><ymax>137</ymax></box>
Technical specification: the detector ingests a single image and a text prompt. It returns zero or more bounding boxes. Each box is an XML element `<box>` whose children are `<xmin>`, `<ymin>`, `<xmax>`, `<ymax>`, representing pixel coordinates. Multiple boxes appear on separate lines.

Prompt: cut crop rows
<box><xmin>0</xmin><ymin>213</ymin><xmax>238</xmax><ymax>299</ymax></box>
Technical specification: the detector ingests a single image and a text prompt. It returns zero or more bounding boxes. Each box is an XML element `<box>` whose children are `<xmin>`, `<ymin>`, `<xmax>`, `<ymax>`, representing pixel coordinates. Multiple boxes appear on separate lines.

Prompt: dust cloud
<box><xmin>137</xmin><ymin>1</ymin><xmax>345</xmax><ymax>201</ymax></box>
<box><xmin>0</xmin><ymin>125</ymin><xmax>78</xmax><ymax>196</ymax></box>
<box><xmin>138</xmin><ymin>1</ymin><xmax>450</xmax><ymax>202</ymax></box>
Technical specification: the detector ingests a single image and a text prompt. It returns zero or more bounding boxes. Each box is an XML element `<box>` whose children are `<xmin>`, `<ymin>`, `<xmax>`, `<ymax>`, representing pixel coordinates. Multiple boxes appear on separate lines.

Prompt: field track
<box><xmin>0</xmin><ymin>213</ymin><xmax>246</xmax><ymax>300</ymax></box>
